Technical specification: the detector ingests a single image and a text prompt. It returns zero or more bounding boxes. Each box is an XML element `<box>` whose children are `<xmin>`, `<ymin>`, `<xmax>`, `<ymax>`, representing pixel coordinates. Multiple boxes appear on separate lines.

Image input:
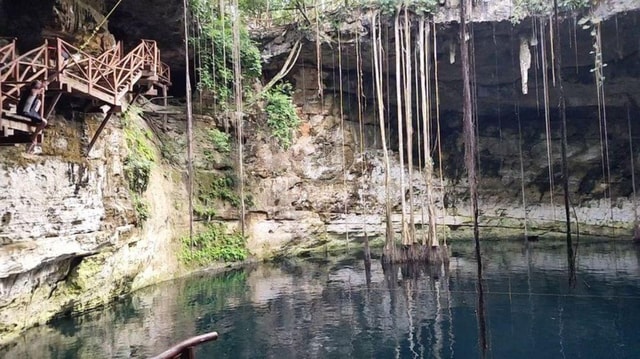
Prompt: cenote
<box><xmin>2</xmin><ymin>239</ymin><xmax>640</xmax><ymax>358</ymax></box>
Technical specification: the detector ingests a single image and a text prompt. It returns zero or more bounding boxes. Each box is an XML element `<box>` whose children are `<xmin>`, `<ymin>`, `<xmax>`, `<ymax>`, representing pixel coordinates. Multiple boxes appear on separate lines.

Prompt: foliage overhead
<box><xmin>189</xmin><ymin>0</ymin><xmax>262</xmax><ymax>105</ymax></box>
<box><xmin>511</xmin><ymin>0</ymin><xmax>590</xmax><ymax>23</ymax></box>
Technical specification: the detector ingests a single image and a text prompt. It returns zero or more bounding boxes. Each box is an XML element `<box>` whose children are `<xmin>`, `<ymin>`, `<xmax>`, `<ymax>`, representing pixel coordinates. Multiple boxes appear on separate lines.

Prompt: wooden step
<box><xmin>59</xmin><ymin>75</ymin><xmax>118</xmax><ymax>105</ymax></box>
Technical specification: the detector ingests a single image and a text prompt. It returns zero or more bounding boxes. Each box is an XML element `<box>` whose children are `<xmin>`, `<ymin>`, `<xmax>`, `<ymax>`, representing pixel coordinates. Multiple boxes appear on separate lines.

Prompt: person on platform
<box><xmin>17</xmin><ymin>80</ymin><xmax>48</xmax><ymax>153</ymax></box>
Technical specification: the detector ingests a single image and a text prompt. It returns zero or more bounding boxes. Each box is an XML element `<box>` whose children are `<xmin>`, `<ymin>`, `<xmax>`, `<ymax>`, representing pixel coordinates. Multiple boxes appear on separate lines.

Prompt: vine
<box><xmin>190</xmin><ymin>0</ymin><xmax>262</xmax><ymax>106</ymax></box>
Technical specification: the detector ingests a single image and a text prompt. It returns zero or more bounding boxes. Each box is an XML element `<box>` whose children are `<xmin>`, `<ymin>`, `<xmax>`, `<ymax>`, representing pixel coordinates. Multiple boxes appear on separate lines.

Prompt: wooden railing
<box><xmin>95</xmin><ymin>42</ymin><xmax>122</xmax><ymax>68</ymax></box>
<box><xmin>54</xmin><ymin>38</ymin><xmax>170</xmax><ymax>107</ymax></box>
<box><xmin>0</xmin><ymin>38</ymin><xmax>16</xmax><ymax>69</ymax></box>
<box><xmin>0</xmin><ymin>40</ymin><xmax>50</xmax><ymax>117</ymax></box>
<box><xmin>0</xmin><ymin>37</ymin><xmax>170</xmax><ymax>147</ymax></box>
<box><xmin>150</xmin><ymin>332</ymin><xmax>219</xmax><ymax>359</ymax></box>
<box><xmin>0</xmin><ymin>37</ymin><xmax>170</xmax><ymax>112</ymax></box>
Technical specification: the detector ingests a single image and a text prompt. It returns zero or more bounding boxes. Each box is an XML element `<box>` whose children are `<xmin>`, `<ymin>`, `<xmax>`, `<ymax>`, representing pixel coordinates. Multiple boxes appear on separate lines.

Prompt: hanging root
<box><xmin>381</xmin><ymin>242</ymin><xmax>398</xmax><ymax>265</ymax></box>
<box><xmin>381</xmin><ymin>243</ymin><xmax>448</xmax><ymax>265</ymax></box>
<box><xmin>382</xmin><ymin>260</ymin><xmax>449</xmax><ymax>282</ymax></box>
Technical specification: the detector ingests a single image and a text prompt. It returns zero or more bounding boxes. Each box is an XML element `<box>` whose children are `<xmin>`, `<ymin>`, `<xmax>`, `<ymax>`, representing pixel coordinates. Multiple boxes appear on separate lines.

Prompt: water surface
<box><xmin>3</xmin><ymin>240</ymin><xmax>640</xmax><ymax>358</ymax></box>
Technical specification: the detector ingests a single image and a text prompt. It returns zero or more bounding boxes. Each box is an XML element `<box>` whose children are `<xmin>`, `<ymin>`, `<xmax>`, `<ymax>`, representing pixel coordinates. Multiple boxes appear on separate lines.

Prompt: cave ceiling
<box><xmin>0</xmin><ymin>0</ymin><xmax>638</xmax><ymax>115</ymax></box>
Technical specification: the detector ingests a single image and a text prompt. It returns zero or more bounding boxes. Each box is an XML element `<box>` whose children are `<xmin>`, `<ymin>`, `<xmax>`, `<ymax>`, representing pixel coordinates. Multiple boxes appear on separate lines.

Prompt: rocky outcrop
<box><xmin>0</xmin><ymin>114</ymin><xmax>188</xmax><ymax>345</ymax></box>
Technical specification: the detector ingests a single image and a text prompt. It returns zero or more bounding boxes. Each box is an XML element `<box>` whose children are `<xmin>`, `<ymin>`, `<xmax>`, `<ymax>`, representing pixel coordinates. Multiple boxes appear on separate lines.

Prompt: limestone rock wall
<box><xmin>243</xmin><ymin>65</ymin><xmax>639</xmax><ymax>254</ymax></box>
<box><xmin>0</xmin><ymin>115</ymin><xmax>188</xmax><ymax>345</ymax></box>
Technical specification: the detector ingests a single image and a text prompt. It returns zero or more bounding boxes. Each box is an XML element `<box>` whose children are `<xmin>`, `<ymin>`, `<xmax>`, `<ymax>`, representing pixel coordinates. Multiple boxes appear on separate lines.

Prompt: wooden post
<box><xmin>45</xmin><ymin>92</ymin><xmax>62</xmax><ymax>119</ymax></box>
<box><xmin>86</xmin><ymin>111</ymin><xmax>113</xmax><ymax>155</ymax></box>
<box><xmin>162</xmin><ymin>84</ymin><xmax>168</xmax><ymax>129</ymax></box>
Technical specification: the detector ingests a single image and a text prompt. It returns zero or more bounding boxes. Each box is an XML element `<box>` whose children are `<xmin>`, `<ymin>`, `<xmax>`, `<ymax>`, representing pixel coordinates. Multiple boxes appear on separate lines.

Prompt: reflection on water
<box><xmin>3</xmin><ymin>240</ymin><xmax>640</xmax><ymax>358</ymax></box>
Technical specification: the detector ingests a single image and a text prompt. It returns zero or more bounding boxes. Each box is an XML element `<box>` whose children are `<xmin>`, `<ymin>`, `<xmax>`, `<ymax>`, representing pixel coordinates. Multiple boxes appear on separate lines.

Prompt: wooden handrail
<box><xmin>0</xmin><ymin>37</ymin><xmax>170</xmax><ymax>115</ymax></box>
<box><xmin>0</xmin><ymin>43</ymin><xmax>48</xmax><ymax>82</ymax></box>
<box><xmin>150</xmin><ymin>332</ymin><xmax>219</xmax><ymax>359</ymax></box>
<box><xmin>0</xmin><ymin>41</ymin><xmax>49</xmax><ymax>119</ymax></box>
<box><xmin>0</xmin><ymin>39</ymin><xmax>16</xmax><ymax>68</ymax></box>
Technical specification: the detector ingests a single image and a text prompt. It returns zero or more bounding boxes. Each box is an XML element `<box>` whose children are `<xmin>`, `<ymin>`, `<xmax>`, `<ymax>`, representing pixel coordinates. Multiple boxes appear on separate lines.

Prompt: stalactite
<box><xmin>449</xmin><ymin>40</ymin><xmax>456</xmax><ymax>64</ymax></box>
<box><xmin>55</xmin><ymin>0</ymin><xmax>106</xmax><ymax>33</ymax></box>
<box><xmin>532</xmin><ymin>18</ymin><xmax>541</xmax><ymax>114</ymax></box>
<box><xmin>519</xmin><ymin>36</ymin><xmax>531</xmax><ymax>95</ymax></box>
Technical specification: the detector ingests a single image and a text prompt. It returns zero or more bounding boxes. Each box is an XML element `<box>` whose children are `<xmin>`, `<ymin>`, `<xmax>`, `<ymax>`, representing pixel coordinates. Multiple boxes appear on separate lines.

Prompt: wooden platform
<box><xmin>0</xmin><ymin>111</ymin><xmax>43</xmax><ymax>145</ymax></box>
<box><xmin>0</xmin><ymin>37</ymin><xmax>170</xmax><ymax>149</ymax></box>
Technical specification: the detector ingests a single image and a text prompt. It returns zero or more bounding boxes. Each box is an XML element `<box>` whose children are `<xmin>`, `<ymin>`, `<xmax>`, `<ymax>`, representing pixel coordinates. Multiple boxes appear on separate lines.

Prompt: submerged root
<box><xmin>382</xmin><ymin>257</ymin><xmax>449</xmax><ymax>282</ymax></box>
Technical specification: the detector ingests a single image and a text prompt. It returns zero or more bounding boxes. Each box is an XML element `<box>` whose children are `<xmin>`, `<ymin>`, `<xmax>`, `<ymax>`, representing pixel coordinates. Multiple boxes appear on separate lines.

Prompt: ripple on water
<box><xmin>2</xmin><ymin>240</ymin><xmax>640</xmax><ymax>358</ymax></box>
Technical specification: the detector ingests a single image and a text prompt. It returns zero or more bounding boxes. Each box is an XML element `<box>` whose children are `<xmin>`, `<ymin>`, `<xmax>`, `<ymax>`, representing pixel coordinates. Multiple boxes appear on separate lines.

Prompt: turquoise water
<box><xmin>3</xmin><ymin>240</ymin><xmax>640</xmax><ymax>358</ymax></box>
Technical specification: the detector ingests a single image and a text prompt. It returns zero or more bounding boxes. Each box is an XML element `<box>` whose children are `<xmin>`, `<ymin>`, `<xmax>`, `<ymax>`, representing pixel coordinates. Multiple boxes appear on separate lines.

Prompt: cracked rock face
<box><xmin>0</xmin><ymin>115</ymin><xmax>187</xmax><ymax>345</ymax></box>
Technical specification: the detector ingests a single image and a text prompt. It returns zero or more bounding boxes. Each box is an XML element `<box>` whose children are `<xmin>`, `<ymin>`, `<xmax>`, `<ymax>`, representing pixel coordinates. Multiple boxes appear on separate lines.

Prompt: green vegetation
<box><xmin>196</xmin><ymin>171</ymin><xmax>240</xmax><ymax>206</ymax></box>
<box><xmin>190</xmin><ymin>0</ymin><xmax>262</xmax><ymax>106</ymax></box>
<box><xmin>373</xmin><ymin>0</ymin><xmax>438</xmax><ymax>15</ymax></box>
<box><xmin>208</xmin><ymin>128</ymin><xmax>231</xmax><ymax>153</ymax></box>
<box><xmin>132</xmin><ymin>194</ymin><xmax>150</xmax><ymax>224</ymax></box>
<box><xmin>179</xmin><ymin>223</ymin><xmax>248</xmax><ymax>266</ymax></box>
<box><xmin>511</xmin><ymin>0</ymin><xmax>590</xmax><ymax>23</ymax></box>
<box><xmin>264</xmin><ymin>82</ymin><xmax>300</xmax><ymax>149</ymax></box>
<box><xmin>237</xmin><ymin>0</ymin><xmax>439</xmax><ymax>23</ymax></box>
<box><xmin>193</xmin><ymin>171</ymin><xmax>241</xmax><ymax>220</ymax></box>
<box><xmin>122</xmin><ymin>105</ymin><xmax>155</xmax><ymax>223</ymax></box>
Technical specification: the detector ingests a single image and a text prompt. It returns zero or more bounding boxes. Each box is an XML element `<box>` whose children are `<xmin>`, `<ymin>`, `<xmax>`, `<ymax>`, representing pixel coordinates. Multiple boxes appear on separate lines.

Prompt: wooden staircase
<box><xmin>0</xmin><ymin>37</ymin><xmax>171</xmax><ymax>148</ymax></box>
